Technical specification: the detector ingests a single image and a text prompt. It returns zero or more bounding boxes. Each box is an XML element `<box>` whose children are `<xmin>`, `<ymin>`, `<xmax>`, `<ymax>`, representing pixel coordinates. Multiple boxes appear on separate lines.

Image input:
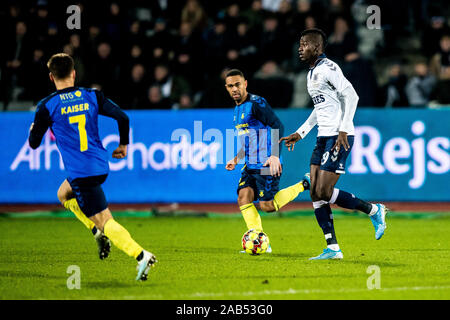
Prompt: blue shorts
<box><xmin>67</xmin><ymin>174</ymin><xmax>108</xmax><ymax>217</ymax></box>
<box><xmin>310</xmin><ymin>135</ymin><xmax>354</xmax><ymax>174</ymax></box>
<box><xmin>237</xmin><ymin>166</ymin><xmax>281</xmax><ymax>201</ymax></box>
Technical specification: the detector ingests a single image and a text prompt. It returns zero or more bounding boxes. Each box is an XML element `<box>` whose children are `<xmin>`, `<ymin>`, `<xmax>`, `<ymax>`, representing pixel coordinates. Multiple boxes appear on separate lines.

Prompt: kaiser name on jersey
<box><xmin>61</xmin><ymin>103</ymin><xmax>90</xmax><ymax>115</ymax></box>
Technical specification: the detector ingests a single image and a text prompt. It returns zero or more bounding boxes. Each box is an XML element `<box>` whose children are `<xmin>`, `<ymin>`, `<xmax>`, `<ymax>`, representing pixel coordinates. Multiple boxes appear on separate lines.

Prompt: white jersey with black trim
<box><xmin>298</xmin><ymin>55</ymin><xmax>356</xmax><ymax>137</ymax></box>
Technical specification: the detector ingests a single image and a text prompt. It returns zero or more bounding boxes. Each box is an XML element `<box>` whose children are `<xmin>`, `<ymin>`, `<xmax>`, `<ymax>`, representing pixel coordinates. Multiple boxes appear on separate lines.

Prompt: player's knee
<box><xmin>238</xmin><ymin>188</ymin><xmax>253</xmax><ymax>206</ymax></box>
<box><xmin>57</xmin><ymin>188</ymin><xmax>67</xmax><ymax>205</ymax></box>
<box><xmin>310</xmin><ymin>189</ymin><xmax>320</xmax><ymax>202</ymax></box>
<box><xmin>315</xmin><ymin>186</ymin><xmax>332</xmax><ymax>201</ymax></box>
<box><xmin>260</xmin><ymin>202</ymin><xmax>276</xmax><ymax>213</ymax></box>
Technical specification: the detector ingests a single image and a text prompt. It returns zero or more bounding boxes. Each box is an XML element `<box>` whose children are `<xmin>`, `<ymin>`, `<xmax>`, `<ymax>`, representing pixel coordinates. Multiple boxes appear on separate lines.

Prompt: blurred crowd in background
<box><xmin>1</xmin><ymin>0</ymin><xmax>450</xmax><ymax>111</ymax></box>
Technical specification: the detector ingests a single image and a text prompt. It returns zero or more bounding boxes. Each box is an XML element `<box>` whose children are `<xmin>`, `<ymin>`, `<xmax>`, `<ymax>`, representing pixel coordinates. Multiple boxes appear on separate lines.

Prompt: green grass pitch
<box><xmin>0</xmin><ymin>211</ymin><xmax>449</xmax><ymax>300</ymax></box>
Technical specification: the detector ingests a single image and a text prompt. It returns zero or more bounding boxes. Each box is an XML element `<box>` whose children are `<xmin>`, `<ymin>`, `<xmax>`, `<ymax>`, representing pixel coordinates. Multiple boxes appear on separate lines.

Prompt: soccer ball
<box><xmin>241</xmin><ymin>229</ymin><xmax>270</xmax><ymax>255</ymax></box>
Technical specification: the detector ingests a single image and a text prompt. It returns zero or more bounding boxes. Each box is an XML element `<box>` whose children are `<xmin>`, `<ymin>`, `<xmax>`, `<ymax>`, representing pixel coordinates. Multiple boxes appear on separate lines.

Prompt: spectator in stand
<box><xmin>198</xmin><ymin>67</ymin><xmax>234</xmax><ymax>108</ymax></box>
<box><xmin>406</xmin><ymin>62</ymin><xmax>436</xmax><ymax>107</ymax></box>
<box><xmin>262</xmin><ymin>0</ymin><xmax>283</xmax><ymax>12</ymax></box>
<box><xmin>85</xmin><ymin>24</ymin><xmax>103</xmax><ymax>59</ymax></box>
<box><xmin>224</xmin><ymin>3</ymin><xmax>241</xmax><ymax>32</ymax></box>
<box><xmin>173</xmin><ymin>21</ymin><xmax>203</xmax><ymax>74</ymax></box>
<box><xmin>276</xmin><ymin>0</ymin><xmax>296</xmax><ymax>43</ymax></box>
<box><xmin>90</xmin><ymin>42</ymin><xmax>119</xmax><ymax>98</ymax></box>
<box><xmin>341</xmin><ymin>49</ymin><xmax>378</xmax><ymax>107</ymax></box>
<box><xmin>226</xmin><ymin>18</ymin><xmax>260</xmax><ymax>76</ymax></box>
<box><xmin>149</xmin><ymin>17</ymin><xmax>175</xmax><ymax>59</ymax></box>
<box><xmin>28</xmin><ymin>48</ymin><xmax>51</xmax><ymax>103</ymax></box>
<box><xmin>105</xmin><ymin>2</ymin><xmax>127</xmax><ymax>51</ymax></box>
<box><xmin>203</xmin><ymin>17</ymin><xmax>231</xmax><ymax>78</ymax></box>
<box><xmin>181</xmin><ymin>0</ymin><xmax>208</xmax><ymax>33</ymax></box>
<box><xmin>292</xmin><ymin>0</ymin><xmax>314</xmax><ymax>33</ymax></box>
<box><xmin>430</xmin><ymin>34</ymin><xmax>450</xmax><ymax>80</ymax></box>
<box><xmin>142</xmin><ymin>85</ymin><xmax>173</xmax><ymax>109</ymax></box>
<box><xmin>2</xmin><ymin>20</ymin><xmax>34</xmax><ymax>108</ymax></box>
<box><xmin>326</xmin><ymin>16</ymin><xmax>359</xmax><ymax>65</ymax></box>
<box><xmin>380</xmin><ymin>63</ymin><xmax>409</xmax><ymax>107</ymax></box>
<box><xmin>251</xmin><ymin>60</ymin><xmax>293</xmax><ymax>108</ymax></box>
<box><xmin>241</xmin><ymin>0</ymin><xmax>264</xmax><ymax>32</ymax></box>
<box><xmin>62</xmin><ymin>43</ymin><xmax>87</xmax><ymax>87</ymax></box>
<box><xmin>122</xmin><ymin>63</ymin><xmax>149</xmax><ymax>109</ymax></box>
<box><xmin>259</xmin><ymin>13</ymin><xmax>290</xmax><ymax>65</ymax></box>
<box><xmin>421</xmin><ymin>16</ymin><xmax>450</xmax><ymax>58</ymax></box>
<box><xmin>430</xmin><ymin>34</ymin><xmax>450</xmax><ymax>104</ymax></box>
<box><xmin>152</xmin><ymin>64</ymin><xmax>191</xmax><ymax>105</ymax></box>
<box><xmin>173</xmin><ymin>92</ymin><xmax>195</xmax><ymax>110</ymax></box>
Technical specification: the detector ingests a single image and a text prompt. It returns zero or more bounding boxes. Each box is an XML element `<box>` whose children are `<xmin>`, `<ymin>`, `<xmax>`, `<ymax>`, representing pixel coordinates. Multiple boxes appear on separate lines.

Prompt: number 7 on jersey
<box><xmin>69</xmin><ymin>114</ymin><xmax>88</xmax><ymax>152</ymax></box>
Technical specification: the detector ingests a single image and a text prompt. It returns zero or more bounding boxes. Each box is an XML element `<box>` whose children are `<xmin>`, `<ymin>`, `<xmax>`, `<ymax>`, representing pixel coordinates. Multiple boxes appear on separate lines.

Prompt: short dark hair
<box><xmin>301</xmin><ymin>28</ymin><xmax>327</xmax><ymax>49</ymax></box>
<box><xmin>47</xmin><ymin>53</ymin><xmax>74</xmax><ymax>79</ymax></box>
<box><xmin>225</xmin><ymin>69</ymin><xmax>245</xmax><ymax>78</ymax></box>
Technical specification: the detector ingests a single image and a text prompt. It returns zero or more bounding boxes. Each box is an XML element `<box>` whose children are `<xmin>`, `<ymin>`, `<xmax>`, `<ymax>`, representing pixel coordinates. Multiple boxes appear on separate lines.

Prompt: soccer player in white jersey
<box><xmin>280</xmin><ymin>28</ymin><xmax>387</xmax><ymax>260</ymax></box>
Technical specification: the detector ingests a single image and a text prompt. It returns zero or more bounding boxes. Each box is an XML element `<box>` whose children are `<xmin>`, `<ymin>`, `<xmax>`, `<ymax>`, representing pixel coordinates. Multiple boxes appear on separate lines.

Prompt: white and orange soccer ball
<box><xmin>241</xmin><ymin>229</ymin><xmax>270</xmax><ymax>255</ymax></box>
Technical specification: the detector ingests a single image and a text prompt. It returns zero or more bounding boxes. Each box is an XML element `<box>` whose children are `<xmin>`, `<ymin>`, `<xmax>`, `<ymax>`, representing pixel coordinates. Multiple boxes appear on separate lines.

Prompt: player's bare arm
<box><xmin>279</xmin><ymin>132</ymin><xmax>302</xmax><ymax>151</ymax></box>
<box><xmin>226</xmin><ymin>148</ymin><xmax>244</xmax><ymax>171</ymax></box>
<box><xmin>263</xmin><ymin>155</ymin><xmax>282</xmax><ymax>177</ymax></box>
<box><xmin>332</xmin><ymin>131</ymin><xmax>350</xmax><ymax>152</ymax></box>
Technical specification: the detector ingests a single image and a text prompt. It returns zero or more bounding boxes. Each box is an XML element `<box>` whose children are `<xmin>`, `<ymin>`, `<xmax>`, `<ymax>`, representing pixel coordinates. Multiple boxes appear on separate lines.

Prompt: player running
<box><xmin>28</xmin><ymin>53</ymin><xmax>156</xmax><ymax>280</ymax></box>
<box><xmin>280</xmin><ymin>29</ymin><xmax>387</xmax><ymax>260</ymax></box>
<box><xmin>225</xmin><ymin>69</ymin><xmax>309</xmax><ymax>252</ymax></box>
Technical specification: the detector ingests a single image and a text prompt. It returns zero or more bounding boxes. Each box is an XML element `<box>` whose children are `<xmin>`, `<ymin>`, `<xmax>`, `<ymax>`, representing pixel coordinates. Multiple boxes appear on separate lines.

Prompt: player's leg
<box><xmin>238</xmin><ymin>187</ymin><xmax>262</xmax><ymax>232</ymax></box>
<box><xmin>269</xmin><ymin>174</ymin><xmax>310</xmax><ymax>212</ymax></box>
<box><xmin>82</xmin><ymin>182</ymin><xmax>157</xmax><ymax>281</ymax></box>
<box><xmin>320</xmin><ymin>135</ymin><xmax>387</xmax><ymax>239</ymax></box>
<box><xmin>57</xmin><ymin>179</ymin><xmax>96</xmax><ymax>234</ymax></box>
<box><xmin>89</xmin><ymin>209</ymin><xmax>157</xmax><ymax>280</ymax></box>
<box><xmin>328</xmin><ymin>187</ymin><xmax>387</xmax><ymax>240</ymax></box>
<box><xmin>237</xmin><ymin>167</ymin><xmax>263</xmax><ymax>232</ymax></box>
<box><xmin>309</xmin><ymin>166</ymin><xmax>344</xmax><ymax>260</ymax></box>
<box><xmin>62</xmin><ymin>177</ymin><xmax>111</xmax><ymax>260</ymax></box>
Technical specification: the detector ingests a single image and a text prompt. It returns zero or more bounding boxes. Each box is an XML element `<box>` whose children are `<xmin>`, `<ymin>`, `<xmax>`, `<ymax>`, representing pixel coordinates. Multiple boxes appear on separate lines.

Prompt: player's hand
<box><xmin>332</xmin><ymin>131</ymin><xmax>350</xmax><ymax>152</ymax></box>
<box><xmin>112</xmin><ymin>144</ymin><xmax>127</xmax><ymax>159</ymax></box>
<box><xmin>279</xmin><ymin>132</ymin><xmax>301</xmax><ymax>151</ymax></box>
<box><xmin>263</xmin><ymin>155</ymin><xmax>282</xmax><ymax>177</ymax></box>
<box><xmin>226</xmin><ymin>157</ymin><xmax>237</xmax><ymax>171</ymax></box>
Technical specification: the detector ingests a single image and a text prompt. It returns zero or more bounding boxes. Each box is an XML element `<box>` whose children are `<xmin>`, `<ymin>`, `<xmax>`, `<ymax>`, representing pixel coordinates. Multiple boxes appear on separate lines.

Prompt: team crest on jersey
<box><xmin>259</xmin><ymin>190</ymin><xmax>264</xmax><ymax>198</ymax></box>
<box><xmin>241</xmin><ymin>113</ymin><xmax>245</xmax><ymax>119</ymax></box>
<box><xmin>74</xmin><ymin>90</ymin><xmax>82</xmax><ymax>97</ymax></box>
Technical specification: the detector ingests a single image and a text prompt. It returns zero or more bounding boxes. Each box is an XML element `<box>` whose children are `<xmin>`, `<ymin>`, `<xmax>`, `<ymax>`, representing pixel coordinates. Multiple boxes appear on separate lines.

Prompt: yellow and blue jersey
<box><xmin>29</xmin><ymin>86</ymin><xmax>129</xmax><ymax>179</ymax></box>
<box><xmin>234</xmin><ymin>93</ymin><xmax>284</xmax><ymax>170</ymax></box>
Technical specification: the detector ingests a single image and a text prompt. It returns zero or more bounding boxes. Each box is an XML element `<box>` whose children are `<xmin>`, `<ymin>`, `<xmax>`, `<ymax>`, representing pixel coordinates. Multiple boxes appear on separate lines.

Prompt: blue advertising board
<box><xmin>1</xmin><ymin>108</ymin><xmax>449</xmax><ymax>203</ymax></box>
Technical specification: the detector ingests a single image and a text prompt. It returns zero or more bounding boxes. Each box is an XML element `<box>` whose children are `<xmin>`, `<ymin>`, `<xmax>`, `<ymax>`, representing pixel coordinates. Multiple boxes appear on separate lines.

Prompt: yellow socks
<box><xmin>64</xmin><ymin>198</ymin><xmax>96</xmax><ymax>231</ymax></box>
<box><xmin>273</xmin><ymin>181</ymin><xmax>305</xmax><ymax>211</ymax></box>
<box><xmin>103</xmin><ymin>219</ymin><xmax>143</xmax><ymax>259</ymax></box>
<box><xmin>239</xmin><ymin>203</ymin><xmax>263</xmax><ymax>231</ymax></box>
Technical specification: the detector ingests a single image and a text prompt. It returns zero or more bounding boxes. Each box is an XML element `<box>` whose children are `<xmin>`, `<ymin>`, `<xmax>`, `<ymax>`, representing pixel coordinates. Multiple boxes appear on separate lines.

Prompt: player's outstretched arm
<box><xmin>279</xmin><ymin>132</ymin><xmax>302</xmax><ymax>151</ymax></box>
